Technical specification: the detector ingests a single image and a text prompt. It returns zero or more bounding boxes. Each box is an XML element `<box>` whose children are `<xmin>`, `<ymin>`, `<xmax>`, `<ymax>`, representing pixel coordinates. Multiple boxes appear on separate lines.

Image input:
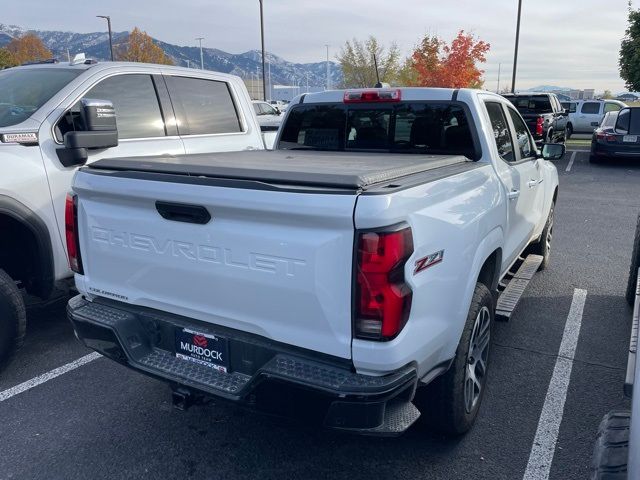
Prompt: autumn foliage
<box><xmin>4</xmin><ymin>33</ymin><xmax>52</xmax><ymax>65</ymax></box>
<box><xmin>117</xmin><ymin>28</ymin><xmax>174</xmax><ymax>65</ymax></box>
<box><xmin>410</xmin><ymin>30</ymin><xmax>490</xmax><ymax>88</ymax></box>
<box><xmin>338</xmin><ymin>30</ymin><xmax>490</xmax><ymax>89</ymax></box>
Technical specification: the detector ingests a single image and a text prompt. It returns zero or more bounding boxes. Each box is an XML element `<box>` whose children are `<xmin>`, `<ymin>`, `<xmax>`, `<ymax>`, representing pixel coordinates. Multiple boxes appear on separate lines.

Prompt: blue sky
<box><xmin>4</xmin><ymin>0</ymin><xmax>631</xmax><ymax>92</ymax></box>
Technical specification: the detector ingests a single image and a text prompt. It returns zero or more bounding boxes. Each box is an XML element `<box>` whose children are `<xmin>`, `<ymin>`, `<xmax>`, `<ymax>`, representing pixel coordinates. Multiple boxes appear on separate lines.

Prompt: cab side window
<box><xmin>55</xmin><ymin>74</ymin><xmax>165</xmax><ymax>141</ymax></box>
<box><xmin>485</xmin><ymin>102</ymin><xmax>515</xmax><ymax>163</ymax></box>
<box><xmin>581</xmin><ymin>102</ymin><xmax>600</xmax><ymax>115</ymax></box>
<box><xmin>507</xmin><ymin>107</ymin><xmax>535</xmax><ymax>159</ymax></box>
<box><xmin>604</xmin><ymin>102</ymin><xmax>621</xmax><ymax>113</ymax></box>
<box><xmin>168</xmin><ymin>76</ymin><xmax>242</xmax><ymax>135</ymax></box>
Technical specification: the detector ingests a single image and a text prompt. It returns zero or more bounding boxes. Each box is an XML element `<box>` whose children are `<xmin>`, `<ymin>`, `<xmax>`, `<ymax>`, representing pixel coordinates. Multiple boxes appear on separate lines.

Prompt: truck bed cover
<box><xmin>87</xmin><ymin>150</ymin><xmax>477</xmax><ymax>191</ymax></box>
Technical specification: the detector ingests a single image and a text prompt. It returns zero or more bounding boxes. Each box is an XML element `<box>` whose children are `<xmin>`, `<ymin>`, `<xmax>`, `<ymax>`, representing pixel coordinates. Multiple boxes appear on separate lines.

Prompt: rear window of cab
<box><xmin>278</xmin><ymin>102</ymin><xmax>479</xmax><ymax>159</ymax></box>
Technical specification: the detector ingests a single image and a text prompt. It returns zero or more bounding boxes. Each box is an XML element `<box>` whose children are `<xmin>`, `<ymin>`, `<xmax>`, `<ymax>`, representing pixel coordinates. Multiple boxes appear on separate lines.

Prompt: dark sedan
<box><xmin>590</xmin><ymin>107</ymin><xmax>640</xmax><ymax>163</ymax></box>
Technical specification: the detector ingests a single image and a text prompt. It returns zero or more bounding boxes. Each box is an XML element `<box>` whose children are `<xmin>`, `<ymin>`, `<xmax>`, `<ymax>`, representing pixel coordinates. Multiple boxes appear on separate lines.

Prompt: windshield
<box><xmin>503</xmin><ymin>95</ymin><xmax>553</xmax><ymax>114</ymax></box>
<box><xmin>279</xmin><ymin>102</ymin><xmax>477</xmax><ymax>158</ymax></box>
<box><xmin>0</xmin><ymin>68</ymin><xmax>83</xmax><ymax>127</ymax></box>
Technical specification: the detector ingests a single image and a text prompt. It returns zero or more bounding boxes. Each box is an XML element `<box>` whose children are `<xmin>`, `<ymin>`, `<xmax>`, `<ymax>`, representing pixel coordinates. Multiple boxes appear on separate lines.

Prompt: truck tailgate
<box><xmin>73</xmin><ymin>170</ymin><xmax>356</xmax><ymax>359</ymax></box>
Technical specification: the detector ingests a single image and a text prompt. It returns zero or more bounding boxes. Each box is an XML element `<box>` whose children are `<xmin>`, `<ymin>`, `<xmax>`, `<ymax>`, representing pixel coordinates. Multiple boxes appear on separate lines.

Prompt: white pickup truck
<box><xmin>67</xmin><ymin>87</ymin><xmax>562</xmax><ymax>436</ymax></box>
<box><xmin>0</xmin><ymin>60</ymin><xmax>266</xmax><ymax>369</ymax></box>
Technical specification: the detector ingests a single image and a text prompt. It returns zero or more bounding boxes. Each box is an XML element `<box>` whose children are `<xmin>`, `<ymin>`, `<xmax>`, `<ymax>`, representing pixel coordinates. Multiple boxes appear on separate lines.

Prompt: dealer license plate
<box><xmin>175</xmin><ymin>328</ymin><xmax>229</xmax><ymax>373</ymax></box>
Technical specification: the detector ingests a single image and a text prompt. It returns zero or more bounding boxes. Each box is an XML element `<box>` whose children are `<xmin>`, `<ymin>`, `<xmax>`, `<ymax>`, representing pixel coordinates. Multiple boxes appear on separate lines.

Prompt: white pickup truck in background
<box><xmin>0</xmin><ymin>60</ymin><xmax>266</xmax><ymax>370</ymax></box>
<box><xmin>67</xmin><ymin>87</ymin><xmax>562</xmax><ymax>436</ymax></box>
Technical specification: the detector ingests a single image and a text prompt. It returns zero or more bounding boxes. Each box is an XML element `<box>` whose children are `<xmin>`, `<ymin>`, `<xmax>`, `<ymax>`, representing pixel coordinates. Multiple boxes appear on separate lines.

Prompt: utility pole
<box><xmin>268</xmin><ymin>59</ymin><xmax>271</xmax><ymax>101</ymax></box>
<box><xmin>259</xmin><ymin>0</ymin><xmax>267</xmax><ymax>101</ymax></box>
<box><xmin>96</xmin><ymin>15</ymin><xmax>114</xmax><ymax>61</ymax></box>
<box><xmin>196</xmin><ymin>37</ymin><xmax>204</xmax><ymax>69</ymax></box>
<box><xmin>511</xmin><ymin>0</ymin><xmax>523</xmax><ymax>93</ymax></box>
<box><xmin>497</xmin><ymin>63</ymin><xmax>502</xmax><ymax>93</ymax></box>
<box><xmin>325</xmin><ymin>44</ymin><xmax>331</xmax><ymax>90</ymax></box>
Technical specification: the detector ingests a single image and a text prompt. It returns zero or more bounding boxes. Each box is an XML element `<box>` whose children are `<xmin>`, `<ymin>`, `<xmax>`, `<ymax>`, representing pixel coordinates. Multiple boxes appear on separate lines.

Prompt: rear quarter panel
<box><xmin>352</xmin><ymin>164</ymin><xmax>504</xmax><ymax>377</ymax></box>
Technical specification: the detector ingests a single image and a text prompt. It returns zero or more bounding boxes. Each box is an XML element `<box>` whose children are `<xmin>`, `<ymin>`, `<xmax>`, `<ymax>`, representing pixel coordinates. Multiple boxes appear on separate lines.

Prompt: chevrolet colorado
<box><xmin>0</xmin><ymin>59</ymin><xmax>265</xmax><ymax>370</ymax></box>
<box><xmin>67</xmin><ymin>87</ymin><xmax>562</xmax><ymax>436</ymax></box>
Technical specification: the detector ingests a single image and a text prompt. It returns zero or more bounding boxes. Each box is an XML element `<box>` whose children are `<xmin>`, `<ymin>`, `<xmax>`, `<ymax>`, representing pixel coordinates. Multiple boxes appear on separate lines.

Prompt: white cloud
<box><xmin>4</xmin><ymin>0</ymin><xmax>630</xmax><ymax>92</ymax></box>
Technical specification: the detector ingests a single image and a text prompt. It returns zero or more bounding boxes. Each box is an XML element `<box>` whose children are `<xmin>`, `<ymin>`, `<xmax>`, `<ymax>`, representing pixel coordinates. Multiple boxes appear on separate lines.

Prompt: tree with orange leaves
<box><xmin>5</xmin><ymin>33</ymin><xmax>52</xmax><ymax>65</ymax></box>
<box><xmin>409</xmin><ymin>30</ymin><xmax>490</xmax><ymax>89</ymax></box>
<box><xmin>117</xmin><ymin>27</ymin><xmax>174</xmax><ymax>65</ymax></box>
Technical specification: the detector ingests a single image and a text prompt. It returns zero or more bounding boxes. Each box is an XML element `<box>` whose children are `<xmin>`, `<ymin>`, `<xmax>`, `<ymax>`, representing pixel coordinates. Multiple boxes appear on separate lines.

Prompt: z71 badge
<box><xmin>414</xmin><ymin>250</ymin><xmax>444</xmax><ymax>275</ymax></box>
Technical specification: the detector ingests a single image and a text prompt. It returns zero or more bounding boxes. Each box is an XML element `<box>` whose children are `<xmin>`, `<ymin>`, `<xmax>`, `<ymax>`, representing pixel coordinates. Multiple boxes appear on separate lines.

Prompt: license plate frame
<box><xmin>624</xmin><ymin>135</ymin><xmax>638</xmax><ymax>143</ymax></box>
<box><xmin>175</xmin><ymin>328</ymin><xmax>229</xmax><ymax>373</ymax></box>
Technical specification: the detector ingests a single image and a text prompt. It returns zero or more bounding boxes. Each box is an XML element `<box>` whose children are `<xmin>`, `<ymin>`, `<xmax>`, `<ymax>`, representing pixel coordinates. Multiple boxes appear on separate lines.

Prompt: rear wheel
<box><xmin>566</xmin><ymin>123</ymin><xmax>573</xmax><ymax>140</ymax></box>
<box><xmin>418</xmin><ymin>283</ymin><xmax>493</xmax><ymax>435</ymax></box>
<box><xmin>589</xmin><ymin>154</ymin><xmax>600</xmax><ymax>164</ymax></box>
<box><xmin>626</xmin><ymin>214</ymin><xmax>640</xmax><ymax>306</ymax></box>
<box><xmin>0</xmin><ymin>269</ymin><xmax>26</xmax><ymax>371</ymax></box>
<box><xmin>530</xmin><ymin>202</ymin><xmax>554</xmax><ymax>270</ymax></box>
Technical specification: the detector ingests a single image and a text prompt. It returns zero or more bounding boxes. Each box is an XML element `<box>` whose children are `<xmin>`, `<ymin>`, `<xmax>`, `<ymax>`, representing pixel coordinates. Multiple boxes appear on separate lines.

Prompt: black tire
<box><xmin>0</xmin><ymin>269</ymin><xmax>26</xmax><ymax>371</ymax></box>
<box><xmin>590</xmin><ymin>411</ymin><xmax>629</xmax><ymax>479</ymax></box>
<box><xmin>530</xmin><ymin>202</ymin><xmax>554</xmax><ymax>270</ymax></box>
<box><xmin>589</xmin><ymin>154</ymin><xmax>600</xmax><ymax>164</ymax></box>
<box><xmin>566</xmin><ymin>123</ymin><xmax>573</xmax><ymax>140</ymax></box>
<box><xmin>626</xmin><ymin>214</ymin><xmax>640</xmax><ymax>306</ymax></box>
<box><xmin>418</xmin><ymin>283</ymin><xmax>494</xmax><ymax>435</ymax></box>
<box><xmin>546</xmin><ymin>129</ymin><xmax>553</xmax><ymax>144</ymax></box>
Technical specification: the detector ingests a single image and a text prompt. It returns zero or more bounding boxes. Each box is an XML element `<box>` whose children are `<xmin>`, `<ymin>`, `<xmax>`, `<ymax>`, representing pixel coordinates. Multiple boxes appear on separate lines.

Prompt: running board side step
<box><xmin>624</xmin><ymin>268</ymin><xmax>639</xmax><ymax>397</ymax></box>
<box><xmin>495</xmin><ymin>254</ymin><xmax>543</xmax><ymax>321</ymax></box>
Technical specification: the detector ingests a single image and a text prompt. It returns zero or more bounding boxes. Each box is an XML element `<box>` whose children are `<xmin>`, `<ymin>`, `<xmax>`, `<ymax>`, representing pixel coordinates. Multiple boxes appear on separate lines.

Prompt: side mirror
<box><xmin>57</xmin><ymin>99</ymin><xmax>118</xmax><ymax>167</ymax></box>
<box><xmin>541</xmin><ymin>143</ymin><xmax>565</xmax><ymax>161</ymax></box>
<box><xmin>561</xmin><ymin>109</ymin><xmax>569</xmax><ymax>116</ymax></box>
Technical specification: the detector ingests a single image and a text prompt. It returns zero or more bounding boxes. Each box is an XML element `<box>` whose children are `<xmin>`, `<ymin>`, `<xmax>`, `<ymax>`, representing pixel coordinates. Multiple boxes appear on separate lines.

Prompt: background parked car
<box><xmin>590</xmin><ymin>107</ymin><xmax>640</xmax><ymax>163</ymax></box>
<box><xmin>565</xmin><ymin>99</ymin><xmax>626</xmax><ymax>138</ymax></box>
<box><xmin>502</xmin><ymin>92</ymin><xmax>567</xmax><ymax>144</ymax></box>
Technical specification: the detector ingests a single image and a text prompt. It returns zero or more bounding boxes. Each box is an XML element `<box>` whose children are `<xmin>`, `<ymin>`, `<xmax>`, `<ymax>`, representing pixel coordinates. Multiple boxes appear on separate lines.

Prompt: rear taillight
<box><xmin>536</xmin><ymin>117</ymin><xmax>544</xmax><ymax>136</ymax></box>
<box><xmin>596</xmin><ymin>131</ymin><xmax>616</xmax><ymax>142</ymax></box>
<box><xmin>343</xmin><ymin>89</ymin><xmax>401</xmax><ymax>103</ymax></box>
<box><xmin>354</xmin><ymin>226</ymin><xmax>413</xmax><ymax>341</ymax></box>
<box><xmin>65</xmin><ymin>193</ymin><xmax>83</xmax><ymax>274</ymax></box>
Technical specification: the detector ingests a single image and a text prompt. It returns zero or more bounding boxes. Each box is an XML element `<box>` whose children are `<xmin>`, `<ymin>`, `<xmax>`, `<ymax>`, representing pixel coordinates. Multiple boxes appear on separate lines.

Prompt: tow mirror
<box><xmin>541</xmin><ymin>143</ymin><xmax>565</xmax><ymax>161</ymax></box>
<box><xmin>57</xmin><ymin>99</ymin><xmax>119</xmax><ymax>167</ymax></box>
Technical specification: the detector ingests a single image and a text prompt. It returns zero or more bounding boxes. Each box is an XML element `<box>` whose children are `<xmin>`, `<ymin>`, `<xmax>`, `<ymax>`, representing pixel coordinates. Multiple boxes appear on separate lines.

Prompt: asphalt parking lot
<box><xmin>1</xmin><ymin>149</ymin><xmax>638</xmax><ymax>480</ymax></box>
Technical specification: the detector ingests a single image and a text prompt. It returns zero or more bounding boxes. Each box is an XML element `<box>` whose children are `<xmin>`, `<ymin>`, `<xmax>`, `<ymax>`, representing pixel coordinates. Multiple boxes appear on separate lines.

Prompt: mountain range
<box><xmin>0</xmin><ymin>24</ymin><xmax>342</xmax><ymax>87</ymax></box>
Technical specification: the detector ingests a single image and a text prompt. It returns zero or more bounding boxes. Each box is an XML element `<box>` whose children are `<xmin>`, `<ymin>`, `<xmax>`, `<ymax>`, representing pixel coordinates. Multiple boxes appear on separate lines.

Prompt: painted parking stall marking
<box><xmin>522</xmin><ymin>288</ymin><xmax>587</xmax><ymax>480</ymax></box>
<box><xmin>0</xmin><ymin>352</ymin><xmax>102</xmax><ymax>403</ymax></box>
<box><xmin>565</xmin><ymin>151</ymin><xmax>577</xmax><ymax>172</ymax></box>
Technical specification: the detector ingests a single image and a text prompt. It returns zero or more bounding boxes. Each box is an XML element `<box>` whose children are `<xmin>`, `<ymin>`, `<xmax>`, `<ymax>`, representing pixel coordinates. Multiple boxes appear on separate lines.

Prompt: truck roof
<box><xmin>86</xmin><ymin>150</ymin><xmax>478</xmax><ymax>192</ymax></box>
<box><xmin>296</xmin><ymin>87</ymin><xmax>471</xmax><ymax>104</ymax></box>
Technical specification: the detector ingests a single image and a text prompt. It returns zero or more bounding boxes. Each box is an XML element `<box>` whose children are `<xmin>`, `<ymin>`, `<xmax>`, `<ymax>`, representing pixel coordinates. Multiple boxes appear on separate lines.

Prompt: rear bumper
<box><xmin>67</xmin><ymin>295</ymin><xmax>420</xmax><ymax>435</ymax></box>
<box><xmin>592</xmin><ymin>141</ymin><xmax>640</xmax><ymax>158</ymax></box>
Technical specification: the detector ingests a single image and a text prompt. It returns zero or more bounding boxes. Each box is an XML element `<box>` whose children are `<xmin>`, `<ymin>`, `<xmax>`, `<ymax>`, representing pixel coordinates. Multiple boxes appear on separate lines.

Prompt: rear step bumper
<box><xmin>67</xmin><ymin>295</ymin><xmax>420</xmax><ymax>436</ymax></box>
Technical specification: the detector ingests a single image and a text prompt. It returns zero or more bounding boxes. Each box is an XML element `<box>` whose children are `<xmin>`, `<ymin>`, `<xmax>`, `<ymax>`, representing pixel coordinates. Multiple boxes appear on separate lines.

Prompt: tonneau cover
<box><xmin>88</xmin><ymin>150</ymin><xmax>470</xmax><ymax>190</ymax></box>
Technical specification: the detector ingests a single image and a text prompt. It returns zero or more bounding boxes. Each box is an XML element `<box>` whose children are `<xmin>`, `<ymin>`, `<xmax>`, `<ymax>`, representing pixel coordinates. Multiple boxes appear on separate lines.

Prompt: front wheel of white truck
<box><xmin>417</xmin><ymin>282</ymin><xmax>494</xmax><ymax>435</ymax></box>
<box><xmin>0</xmin><ymin>269</ymin><xmax>26</xmax><ymax>371</ymax></box>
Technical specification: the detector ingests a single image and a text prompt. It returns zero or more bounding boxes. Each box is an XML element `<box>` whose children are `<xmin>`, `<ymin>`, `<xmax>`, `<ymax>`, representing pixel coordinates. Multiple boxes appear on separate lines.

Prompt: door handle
<box><xmin>508</xmin><ymin>189</ymin><xmax>520</xmax><ymax>200</ymax></box>
<box><xmin>527</xmin><ymin>180</ymin><xmax>538</xmax><ymax>188</ymax></box>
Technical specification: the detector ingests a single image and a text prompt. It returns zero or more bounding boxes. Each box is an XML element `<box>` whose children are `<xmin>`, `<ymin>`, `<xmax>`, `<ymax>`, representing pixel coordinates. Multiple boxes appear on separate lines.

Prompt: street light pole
<box><xmin>259</xmin><ymin>0</ymin><xmax>267</xmax><ymax>101</ymax></box>
<box><xmin>196</xmin><ymin>37</ymin><xmax>204</xmax><ymax>69</ymax></box>
<box><xmin>325</xmin><ymin>44</ymin><xmax>330</xmax><ymax>90</ymax></box>
<box><xmin>511</xmin><ymin>0</ymin><xmax>523</xmax><ymax>93</ymax></box>
<box><xmin>96</xmin><ymin>15</ymin><xmax>114</xmax><ymax>61</ymax></box>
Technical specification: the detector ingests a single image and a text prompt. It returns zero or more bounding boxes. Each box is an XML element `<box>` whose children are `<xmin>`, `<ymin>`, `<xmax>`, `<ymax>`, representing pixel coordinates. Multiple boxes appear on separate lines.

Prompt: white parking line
<box><xmin>522</xmin><ymin>288</ymin><xmax>587</xmax><ymax>480</ymax></box>
<box><xmin>565</xmin><ymin>151</ymin><xmax>577</xmax><ymax>172</ymax></box>
<box><xmin>0</xmin><ymin>352</ymin><xmax>102</xmax><ymax>403</ymax></box>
